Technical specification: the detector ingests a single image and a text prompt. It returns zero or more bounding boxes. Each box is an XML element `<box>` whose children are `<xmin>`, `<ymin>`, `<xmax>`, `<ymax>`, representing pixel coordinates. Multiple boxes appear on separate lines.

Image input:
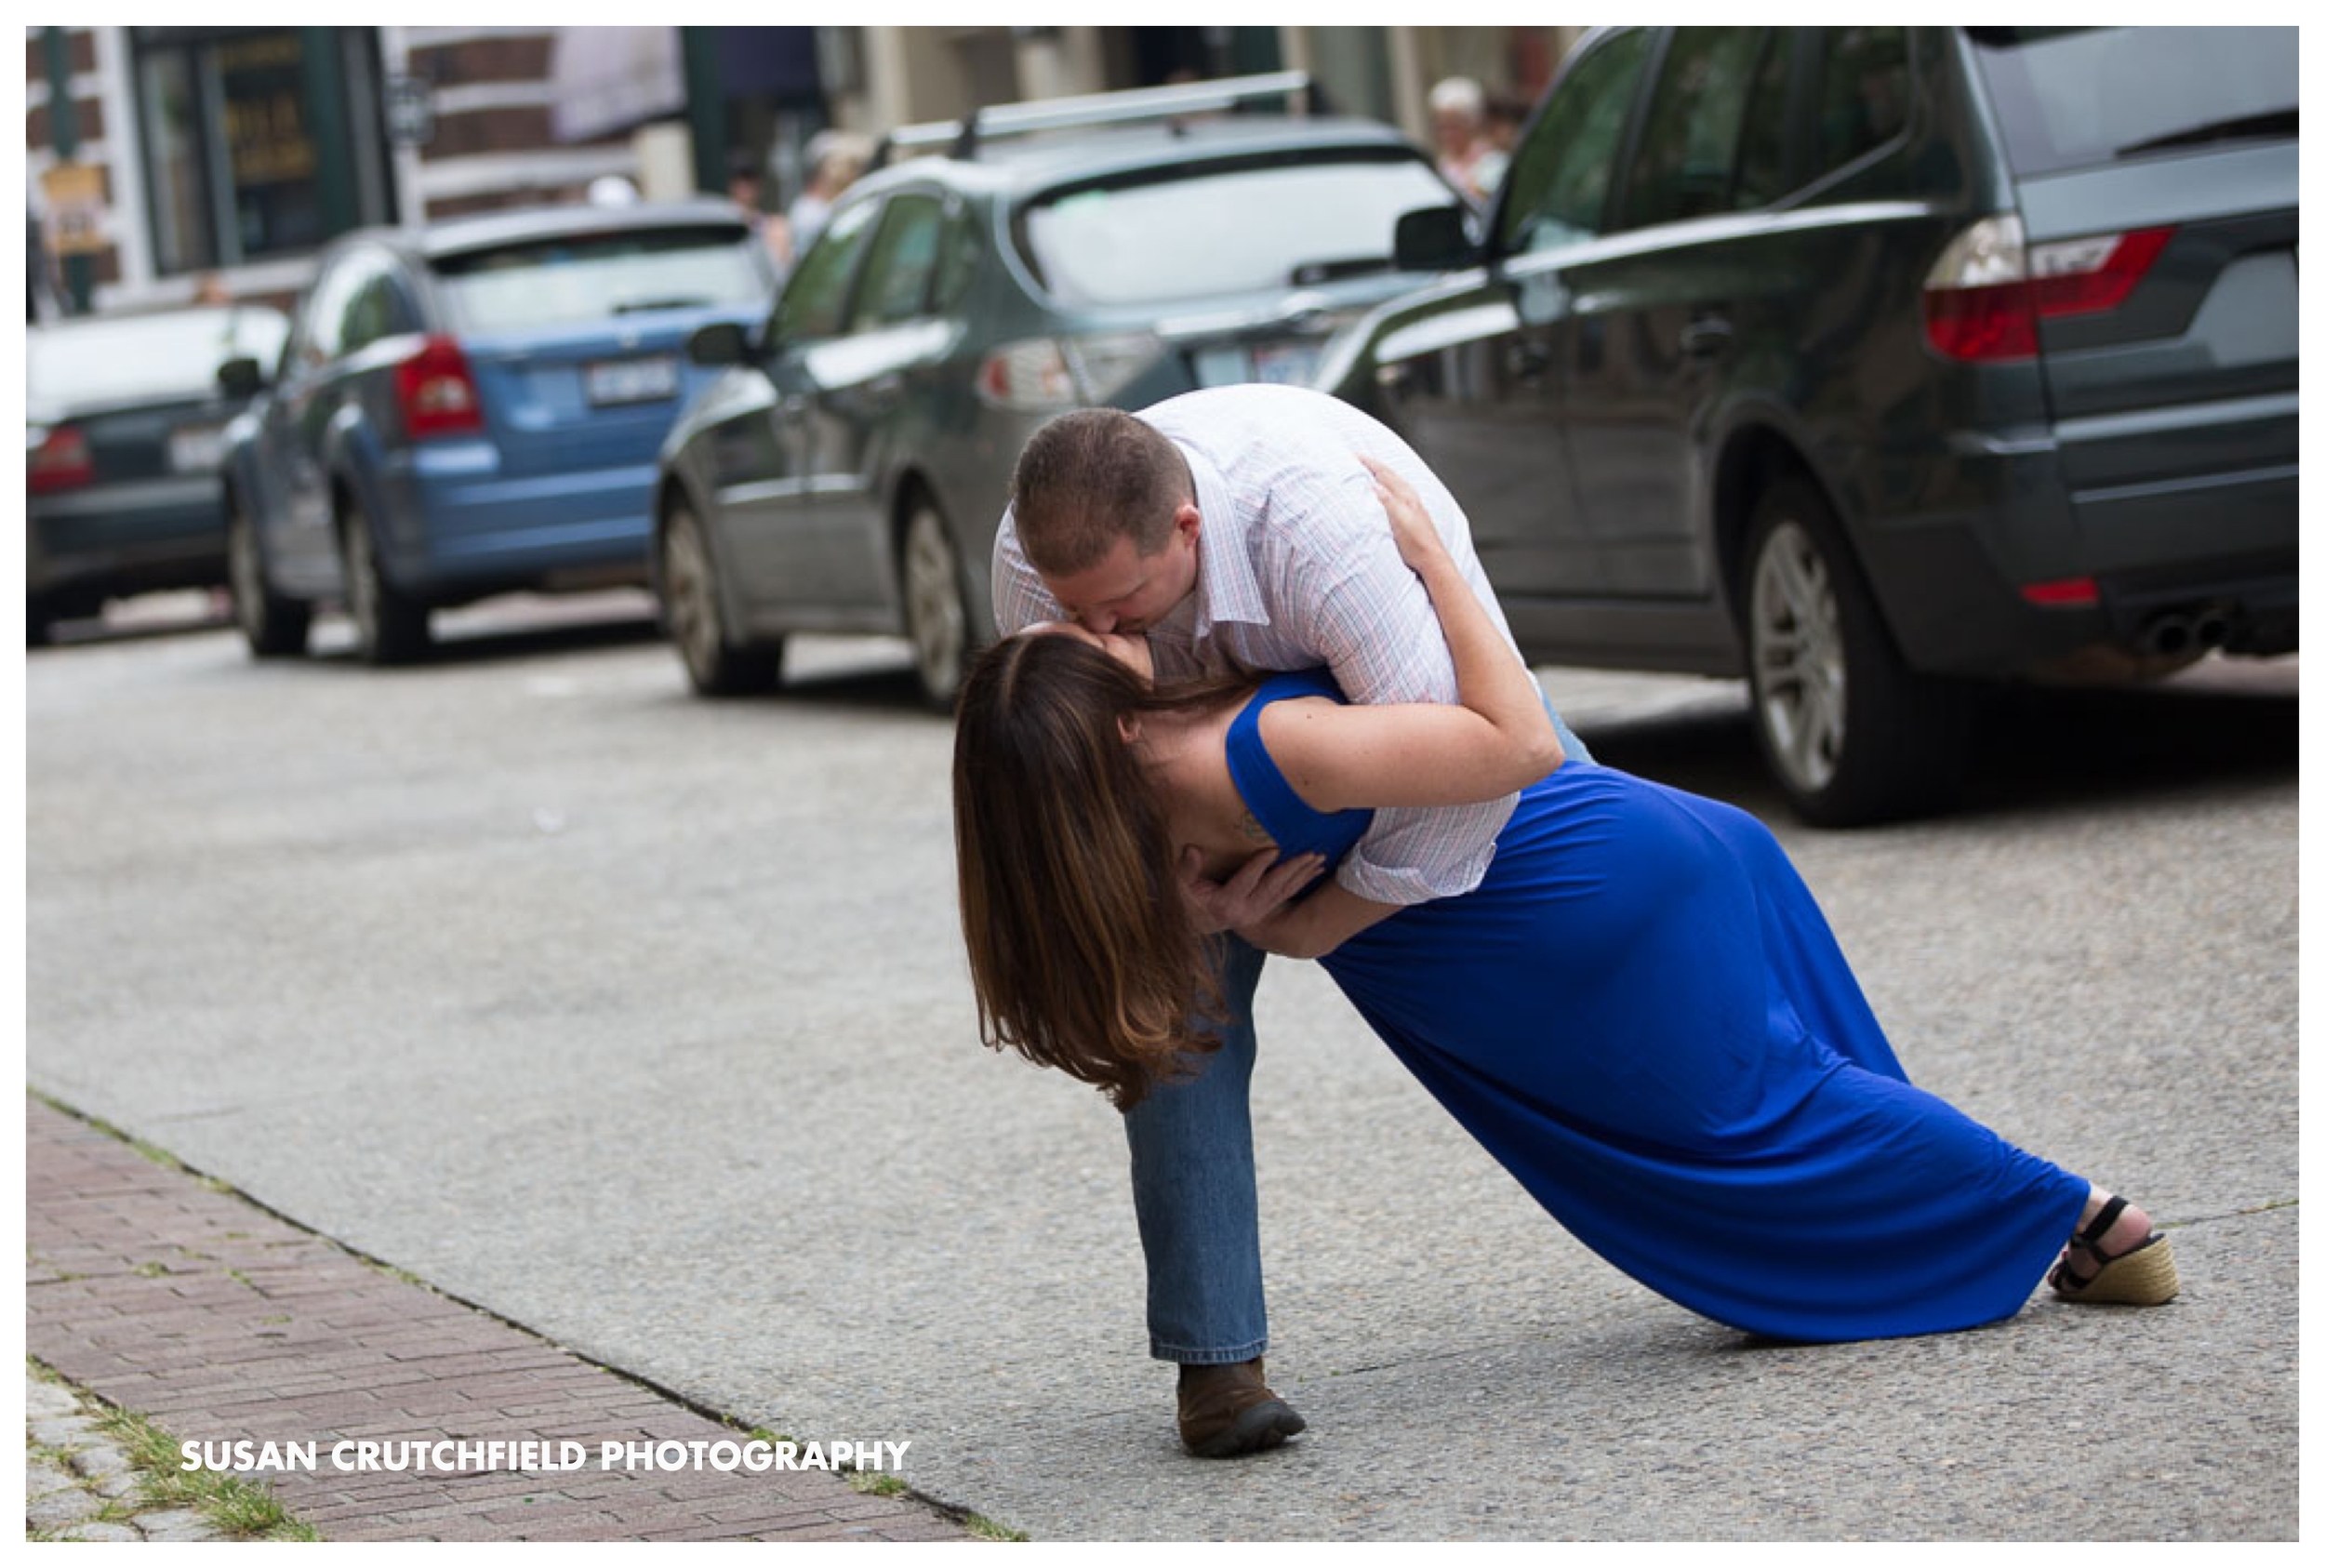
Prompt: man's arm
<box><xmin>1259</xmin><ymin>460</ymin><xmax>1561</xmax><ymax>815</ymax></box>
<box><xmin>1261</xmin><ymin>459</ymin><xmax>1525</xmax><ymax>905</ymax></box>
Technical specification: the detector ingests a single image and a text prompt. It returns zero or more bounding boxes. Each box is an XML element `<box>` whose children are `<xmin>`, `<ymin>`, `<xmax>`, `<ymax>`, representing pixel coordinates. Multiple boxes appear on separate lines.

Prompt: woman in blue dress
<box><xmin>950</xmin><ymin>465</ymin><xmax>2178</xmax><ymax>1342</ymax></box>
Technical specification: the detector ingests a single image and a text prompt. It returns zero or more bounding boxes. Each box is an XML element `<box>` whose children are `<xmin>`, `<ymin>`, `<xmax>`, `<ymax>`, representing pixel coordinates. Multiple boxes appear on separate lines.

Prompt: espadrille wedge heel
<box><xmin>2049</xmin><ymin>1194</ymin><xmax>2180</xmax><ymax>1306</ymax></box>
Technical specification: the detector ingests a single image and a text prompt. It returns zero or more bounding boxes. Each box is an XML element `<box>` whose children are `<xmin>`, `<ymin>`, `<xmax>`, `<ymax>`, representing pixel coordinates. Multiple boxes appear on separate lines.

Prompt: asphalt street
<box><xmin>22</xmin><ymin>592</ymin><xmax>2300</xmax><ymax>1540</ymax></box>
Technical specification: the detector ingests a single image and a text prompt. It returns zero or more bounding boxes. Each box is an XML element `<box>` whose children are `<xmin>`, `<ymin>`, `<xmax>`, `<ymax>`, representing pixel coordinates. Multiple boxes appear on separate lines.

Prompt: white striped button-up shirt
<box><xmin>992</xmin><ymin>383</ymin><xmax>1529</xmax><ymax>906</ymax></box>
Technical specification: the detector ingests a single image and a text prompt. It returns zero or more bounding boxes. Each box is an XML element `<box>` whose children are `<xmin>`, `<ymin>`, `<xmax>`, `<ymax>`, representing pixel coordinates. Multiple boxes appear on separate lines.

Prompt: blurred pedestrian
<box><xmin>1485</xmin><ymin>91</ymin><xmax>1529</xmax><ymax>157</ymax></box>
<box><xmin>781</xmin><ymin>131</ymin><xmax>869</xmax><ymax>263</ymax></box>
<box><xmin>1428</xmin><ymin>76</ymin><xmax>1506</xmax><ymax>203</ymax></box>
<box><xmin>726</xmin><ymin>151</ymin><xmax>790</xmax><ymax>275</ymax></box>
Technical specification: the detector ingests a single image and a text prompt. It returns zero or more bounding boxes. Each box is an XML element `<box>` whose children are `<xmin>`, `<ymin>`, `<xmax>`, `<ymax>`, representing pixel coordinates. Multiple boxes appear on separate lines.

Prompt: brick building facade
<box><xmin>25</xmin><ymin>24</ymin><xmax>1574</xmax><ymax>316</ymax></box>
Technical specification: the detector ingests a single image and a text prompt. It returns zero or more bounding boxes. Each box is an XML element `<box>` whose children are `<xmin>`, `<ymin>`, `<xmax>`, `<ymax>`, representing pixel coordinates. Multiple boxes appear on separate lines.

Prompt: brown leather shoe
<box><xmin>1176</xmin><ymin>1358</ymin><xmax>1307</xmax><ymax>1458</ymax></box>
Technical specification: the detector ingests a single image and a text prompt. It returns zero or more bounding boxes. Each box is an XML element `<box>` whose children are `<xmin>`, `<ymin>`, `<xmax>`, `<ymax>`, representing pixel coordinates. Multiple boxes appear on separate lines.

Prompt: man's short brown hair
<box><xmin>1009</xmin><ymin>409</ymin><xmax>1192</xmax><ymax>576</ymax></box>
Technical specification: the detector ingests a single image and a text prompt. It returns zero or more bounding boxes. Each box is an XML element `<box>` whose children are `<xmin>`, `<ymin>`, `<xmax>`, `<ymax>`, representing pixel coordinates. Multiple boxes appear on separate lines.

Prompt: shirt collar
<box><xmin>1183</xmin><ymin>443</ymin><xmax>1269</xmax><ymax>643</ymax></box>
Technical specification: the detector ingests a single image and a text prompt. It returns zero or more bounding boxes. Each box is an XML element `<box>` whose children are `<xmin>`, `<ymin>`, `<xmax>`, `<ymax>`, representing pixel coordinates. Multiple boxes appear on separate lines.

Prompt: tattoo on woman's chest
<box><xmin>1237</xmin><ymin>808</ymin><xmax>1272</xmax><ymax>845</ymax></box>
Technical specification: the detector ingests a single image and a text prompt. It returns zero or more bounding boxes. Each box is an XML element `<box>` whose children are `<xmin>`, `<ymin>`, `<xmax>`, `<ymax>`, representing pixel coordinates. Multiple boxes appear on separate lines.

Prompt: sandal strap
<box><xmin>2074</xmin><ymin>1194</ymin><xmax>2133</xmax><ymax>1258</ymax></box>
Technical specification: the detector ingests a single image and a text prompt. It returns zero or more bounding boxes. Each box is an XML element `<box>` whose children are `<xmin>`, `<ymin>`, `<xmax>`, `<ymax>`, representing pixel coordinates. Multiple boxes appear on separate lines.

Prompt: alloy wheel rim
<box><xmin>663</xmin><ymin>513</ymin><xmax>722</xmax><ymax>680</ymax></box>
<box><xmin>902</xmin><ymin>508</ymin><xmax>963</xmax><ymax>698</ymax></box>
<box><xmin>1750</xmin><ymin>520</ymin><xmax>1846</xmax><ymax>792</ymax></box>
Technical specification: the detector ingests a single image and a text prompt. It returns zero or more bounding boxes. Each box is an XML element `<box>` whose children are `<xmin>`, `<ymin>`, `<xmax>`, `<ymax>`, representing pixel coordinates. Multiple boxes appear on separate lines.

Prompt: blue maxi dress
<box><xmin>1229</xmin><ymin>671</ymin><xmax>2088</xmax><ymax>1342</ymax></box>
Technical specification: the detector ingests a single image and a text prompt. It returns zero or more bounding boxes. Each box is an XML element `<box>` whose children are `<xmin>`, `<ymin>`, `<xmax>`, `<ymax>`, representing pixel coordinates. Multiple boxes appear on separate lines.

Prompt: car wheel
<box><xmin>26</xmin><ymin>596</ymin><xmax>54</xmax><ymax>647</ymax></box>
<box><xmin>659</xmin><ymin>503</ymin><xmax>781</xmax><ymax>697</ymax></box>
<box><xmin>228</xmin><ymin>493</ymin><xmax>311</xmax><ymax>658</ymax></box>
<box><xmin>900</xmin><ymin>496</ymin><xmax>972</xmax><ymax>710</ymax></box>
<box><xmin>339</xmin><ymin>500</ymin><xmax>431</xmax><ymax>666</ymax></box>
<box><xmin>1743</xmin><ymin>478</ymin><xmax>1973</xmax><ymax>826</ymax></box>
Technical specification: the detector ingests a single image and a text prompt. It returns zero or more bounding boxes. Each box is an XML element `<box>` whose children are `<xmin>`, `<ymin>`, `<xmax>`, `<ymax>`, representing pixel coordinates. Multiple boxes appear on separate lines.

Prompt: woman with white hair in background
<box><xmin>781</xmin><ymin>130</ymin><xmax>870</xmax><ymax>263</ymax></box>
<box><xmin>1429</xmin><ymin>76</ymin><xmax>1507</xmax><ymax>203</ymax></box>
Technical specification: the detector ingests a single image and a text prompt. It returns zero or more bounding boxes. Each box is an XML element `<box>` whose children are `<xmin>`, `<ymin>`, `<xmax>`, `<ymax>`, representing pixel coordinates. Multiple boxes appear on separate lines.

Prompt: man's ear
<box><xmin>1174</xmin><ymin>501</ymin><xmax>1201</xmax><ymax>549</ymax></box>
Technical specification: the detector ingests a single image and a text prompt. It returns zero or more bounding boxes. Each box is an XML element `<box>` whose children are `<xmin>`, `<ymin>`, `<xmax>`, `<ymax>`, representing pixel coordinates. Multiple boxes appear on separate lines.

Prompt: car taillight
<box><xmin>976</xmin><ymin>333</ymin><xmax>1163</xmax><ymax>411</ymax></box>
<box><xmin>28</xmin><ymin>425</ymin><xmax>94</xmax><ymax>494</ymax></box>
<box><xmin>392</xmin><ymin>334</ymin><xmax>485</xmax><ymax>438</ymax></box>
<box><xmin>1923</xmin><ymin>215</ymin><xmax>2176</xmax><ymax>363</ymax></box>
<box><xmin>2020</xmin><ymin>577</ymin><xmax>2100</xmax><ymax>608</ymax></box>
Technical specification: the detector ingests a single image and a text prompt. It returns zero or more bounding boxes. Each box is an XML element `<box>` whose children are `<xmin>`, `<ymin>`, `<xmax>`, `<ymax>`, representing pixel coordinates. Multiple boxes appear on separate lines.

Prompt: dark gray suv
<box><xmin>1324</xmin><ymin>26</ymin><xmax>2297</xmax><ymax>823</ymax></box>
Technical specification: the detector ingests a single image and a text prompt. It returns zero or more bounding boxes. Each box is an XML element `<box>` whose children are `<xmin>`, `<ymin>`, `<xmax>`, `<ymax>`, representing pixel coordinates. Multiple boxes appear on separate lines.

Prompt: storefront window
<box><xmin>133</xmin><ymin>28</ymin><xmax>390</xmax><ymax>275</ymax></box>
<box><xmin>216</xmin><ymin>33</ymin><xmax>325</xmax><ymax>258</ymax></box>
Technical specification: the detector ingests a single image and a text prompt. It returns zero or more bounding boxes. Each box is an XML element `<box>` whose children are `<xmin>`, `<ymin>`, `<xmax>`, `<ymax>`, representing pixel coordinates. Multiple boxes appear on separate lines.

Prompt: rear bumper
<box><xmin>371</xmin><ymin>443</ymin><xmax>656</xmax><ymax>598</ymax></box>
<box><xmin>28</xmin><ymin>477</ymin><xmax>226</xmax><ymax>598</ymax></box>
<box><xmin>1853</xmin><ymin>414</ymin><xmax>2297</xmax><ymax>676</ymax></box>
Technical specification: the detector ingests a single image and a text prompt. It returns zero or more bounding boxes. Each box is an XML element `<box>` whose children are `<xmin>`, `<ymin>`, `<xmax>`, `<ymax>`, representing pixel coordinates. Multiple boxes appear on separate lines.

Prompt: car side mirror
<box><xmin>685</xmin><ymin>321</ymin><xmax>753</xmax><ymax>367</ymax></box>
<box><xmin>1394</xmin><ymin>206</ymin><xmax>1483</xmax><ymax>272</ymax></box>
<box><xmin>217</xmin><ymin>356</ymin><xmax>265</xmax><ymax>399</ymax></box>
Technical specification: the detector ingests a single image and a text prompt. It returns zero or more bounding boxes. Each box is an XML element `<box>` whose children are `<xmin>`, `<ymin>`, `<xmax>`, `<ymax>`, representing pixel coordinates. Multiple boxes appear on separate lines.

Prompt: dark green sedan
<box><xmin>648</xmin><ymin>73</ymin><xmax>1466</xmax><ymax>707</ymax></box>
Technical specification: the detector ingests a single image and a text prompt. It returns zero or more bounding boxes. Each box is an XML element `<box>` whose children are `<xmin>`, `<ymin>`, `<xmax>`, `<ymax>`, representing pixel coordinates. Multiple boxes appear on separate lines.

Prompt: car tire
<box><xmin>899</xmin><ymin>496</ymin><xmax>974</xmax><ymax>711</ymax></box>
<box><xmin>659</xmin><ymin>502</ymin><xmax>781</xmax><ymax>697</ymax></box>
<box><xmin>339</xmin><ymin>500</ymin><xmax>431</xmax><ymax>667</ymax></box>
<box><xmin>1742</xmin><ymin>478</ymin><xmax>1974</xmax><ymax>827</ymax></box>
<box><xmin>27</xmin><ymin>596</ymin><xmax>54</xmax><ymax>647</ymax></box>
<box><xmin>228</xmin><ymin>492</ymin><xmax>311</xmax><ymax>658</ymax></box>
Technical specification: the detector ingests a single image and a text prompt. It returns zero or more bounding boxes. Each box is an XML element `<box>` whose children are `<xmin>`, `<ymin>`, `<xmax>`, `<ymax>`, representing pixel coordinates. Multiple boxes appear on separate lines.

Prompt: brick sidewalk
<box><xmin>24</xmin><ymin>1096</ymin><xmax>976</xmax><ymax>1542</ymax></box>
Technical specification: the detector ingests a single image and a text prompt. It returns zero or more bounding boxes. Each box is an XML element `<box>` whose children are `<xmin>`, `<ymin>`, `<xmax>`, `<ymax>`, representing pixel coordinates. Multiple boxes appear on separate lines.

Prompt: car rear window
<box><xmin>1969</xmin><ymin>27</ymin><xmax>2298</xmax><ymax>178</ymax></box>
<box><xmin>27</xmin><ymin>306</ymin><xmax>290</xmax><ymax>412</ymax></box>
<box><xmin>431</xmin><ymin>225</ymin><xmax>769</xmax><ymax>332</ymax></box>
<box><xmin>1016</xmin><ymin>152</ymin><xmax>1454</xmax><ymax>308</ymax></box>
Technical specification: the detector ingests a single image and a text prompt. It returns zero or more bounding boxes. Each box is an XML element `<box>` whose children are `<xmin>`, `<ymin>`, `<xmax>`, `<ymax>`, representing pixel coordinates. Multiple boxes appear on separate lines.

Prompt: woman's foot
<box><xmin>2051</xmin><ymin>1190</ymin><xmax>2179</xmax><ymax>1305</ymax></box>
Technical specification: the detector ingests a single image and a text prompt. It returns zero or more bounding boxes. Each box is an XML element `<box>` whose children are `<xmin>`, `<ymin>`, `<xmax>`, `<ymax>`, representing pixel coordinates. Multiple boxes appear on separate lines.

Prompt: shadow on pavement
<box><xmin>1584</xmin><ymin>665</ymin><xmax>2297</xmax><ymax>829</ymax></box>
<box><xmin>33</xmin><ymin>608</ymin><xmax>235</xmax><ymax>649</ymax></box>
<box><xmin>308</xmin><ymin>614</ymin><xmax>668</xmax><ymax>669</ymax></box>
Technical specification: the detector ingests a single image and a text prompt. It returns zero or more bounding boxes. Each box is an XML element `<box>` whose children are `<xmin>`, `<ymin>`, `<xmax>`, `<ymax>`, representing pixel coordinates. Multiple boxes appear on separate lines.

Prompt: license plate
<box><xmin>583</xmin><ymin>355</ymin><xmax>679</xmax><ymax>406</ymax></box>
<box><xmin>167</xmin><ymin>423</ymin><xmax>228</xmax><ymax>473</ymax></box>
<box><xmin>1253</xmin><ymin>342</ymin><xmax>1321</xmax><ymax>387</ymax></box>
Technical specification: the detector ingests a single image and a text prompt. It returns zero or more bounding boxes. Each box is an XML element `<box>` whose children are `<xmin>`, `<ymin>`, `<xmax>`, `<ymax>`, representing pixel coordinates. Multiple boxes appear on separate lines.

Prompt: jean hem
<box><xmin>1150</xmin><ymin>1338</ymin><xmax>1269</xmax><ymax>1365</ymax></box>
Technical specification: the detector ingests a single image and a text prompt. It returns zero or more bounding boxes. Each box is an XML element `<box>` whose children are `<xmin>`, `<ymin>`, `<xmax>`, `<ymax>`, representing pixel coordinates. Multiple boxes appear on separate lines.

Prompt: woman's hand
<box><xmin>1236</xmin><ymin>877</ymin><xmax>1403</xmax><ymax>961</ymax></box>
<box><xmin>1363</xmin><ymin>456</ymin><xmax>1452</xmax><ymax>575</ymax></box>
<box><xmin>1178</xmin><ymin>845</ymin><xmax>1326</xmax><ymax>937</ymax></box>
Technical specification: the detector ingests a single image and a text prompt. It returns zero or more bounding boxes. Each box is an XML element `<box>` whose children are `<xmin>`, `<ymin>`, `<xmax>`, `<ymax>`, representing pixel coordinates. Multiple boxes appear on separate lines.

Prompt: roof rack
<box><xmin>870</xmin><ymin>71</ymin><xmax>1319</xmax><ymax>170</ymax></box>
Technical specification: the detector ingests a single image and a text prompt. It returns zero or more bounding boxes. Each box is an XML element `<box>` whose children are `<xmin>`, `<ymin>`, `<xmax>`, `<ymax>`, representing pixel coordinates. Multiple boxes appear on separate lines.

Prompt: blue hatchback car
<box><xmin>220</xmin><ymin>200</ymin><xmax>775</xmax><ymax>663</ymax></box>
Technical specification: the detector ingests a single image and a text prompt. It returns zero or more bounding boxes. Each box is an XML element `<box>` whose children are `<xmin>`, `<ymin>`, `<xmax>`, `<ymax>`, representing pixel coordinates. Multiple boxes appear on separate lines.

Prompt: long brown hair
<box><xmin>952</xmin><ymin>633</ymin><xmax>1254</xmax><ymax>1110</ymax></box>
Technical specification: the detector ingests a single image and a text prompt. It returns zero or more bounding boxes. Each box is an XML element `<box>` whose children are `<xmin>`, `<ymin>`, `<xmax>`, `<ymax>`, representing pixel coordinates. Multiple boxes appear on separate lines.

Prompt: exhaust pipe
<box><xmin>2189</xmin><ymin>609</ymin><xmax>2230</xmax><ymax>650</ymax></box>
<box><xmin>2138</xmin><ymin>613</ymin><xmax>2193</xmax><ymax>658</ymax></box>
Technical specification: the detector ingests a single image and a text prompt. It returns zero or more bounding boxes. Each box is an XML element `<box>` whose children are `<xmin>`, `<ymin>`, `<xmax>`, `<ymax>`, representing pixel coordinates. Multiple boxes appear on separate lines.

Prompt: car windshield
<box><xmin>431</xmin><ymin>225</ymin><xmax>768</xmax><ymax>333</ymax></box>
<box><xmin>1017</xmin><ymin>152</ymin><xmax>1454</xmax><ymax>307</ymax></box>
<box><xmin>1968</xmin><ymin>27</ymin><xmax>2298</xmax><ymax>177</ymax></box>
<box><xmin>27</xmin><ymin>306</ymin><xmax>290</xmax><ymax>412</ymax></box>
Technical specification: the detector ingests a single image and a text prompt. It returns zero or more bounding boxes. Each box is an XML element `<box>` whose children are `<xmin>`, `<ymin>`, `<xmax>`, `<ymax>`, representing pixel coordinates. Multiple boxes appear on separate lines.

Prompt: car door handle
<box><xmin>1679</xmin><ymin>317</ymin><xmax>1733</xmax><ymax>359</ymax></box>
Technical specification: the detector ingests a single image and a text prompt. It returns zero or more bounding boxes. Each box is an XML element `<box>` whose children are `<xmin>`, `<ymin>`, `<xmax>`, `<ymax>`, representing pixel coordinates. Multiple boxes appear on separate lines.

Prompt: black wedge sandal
<box><xmin>2049</xmin><ymin>1194</ymin><xmax>2180</xmax><ymax>1306</ymax></box>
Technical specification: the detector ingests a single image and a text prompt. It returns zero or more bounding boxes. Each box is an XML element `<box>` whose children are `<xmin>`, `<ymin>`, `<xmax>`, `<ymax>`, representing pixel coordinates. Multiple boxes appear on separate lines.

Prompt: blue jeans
<box><xmin>1123</xmin><ymin>699</ymin><xmax>1591</xmax><ymax>1363</ymax></box>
